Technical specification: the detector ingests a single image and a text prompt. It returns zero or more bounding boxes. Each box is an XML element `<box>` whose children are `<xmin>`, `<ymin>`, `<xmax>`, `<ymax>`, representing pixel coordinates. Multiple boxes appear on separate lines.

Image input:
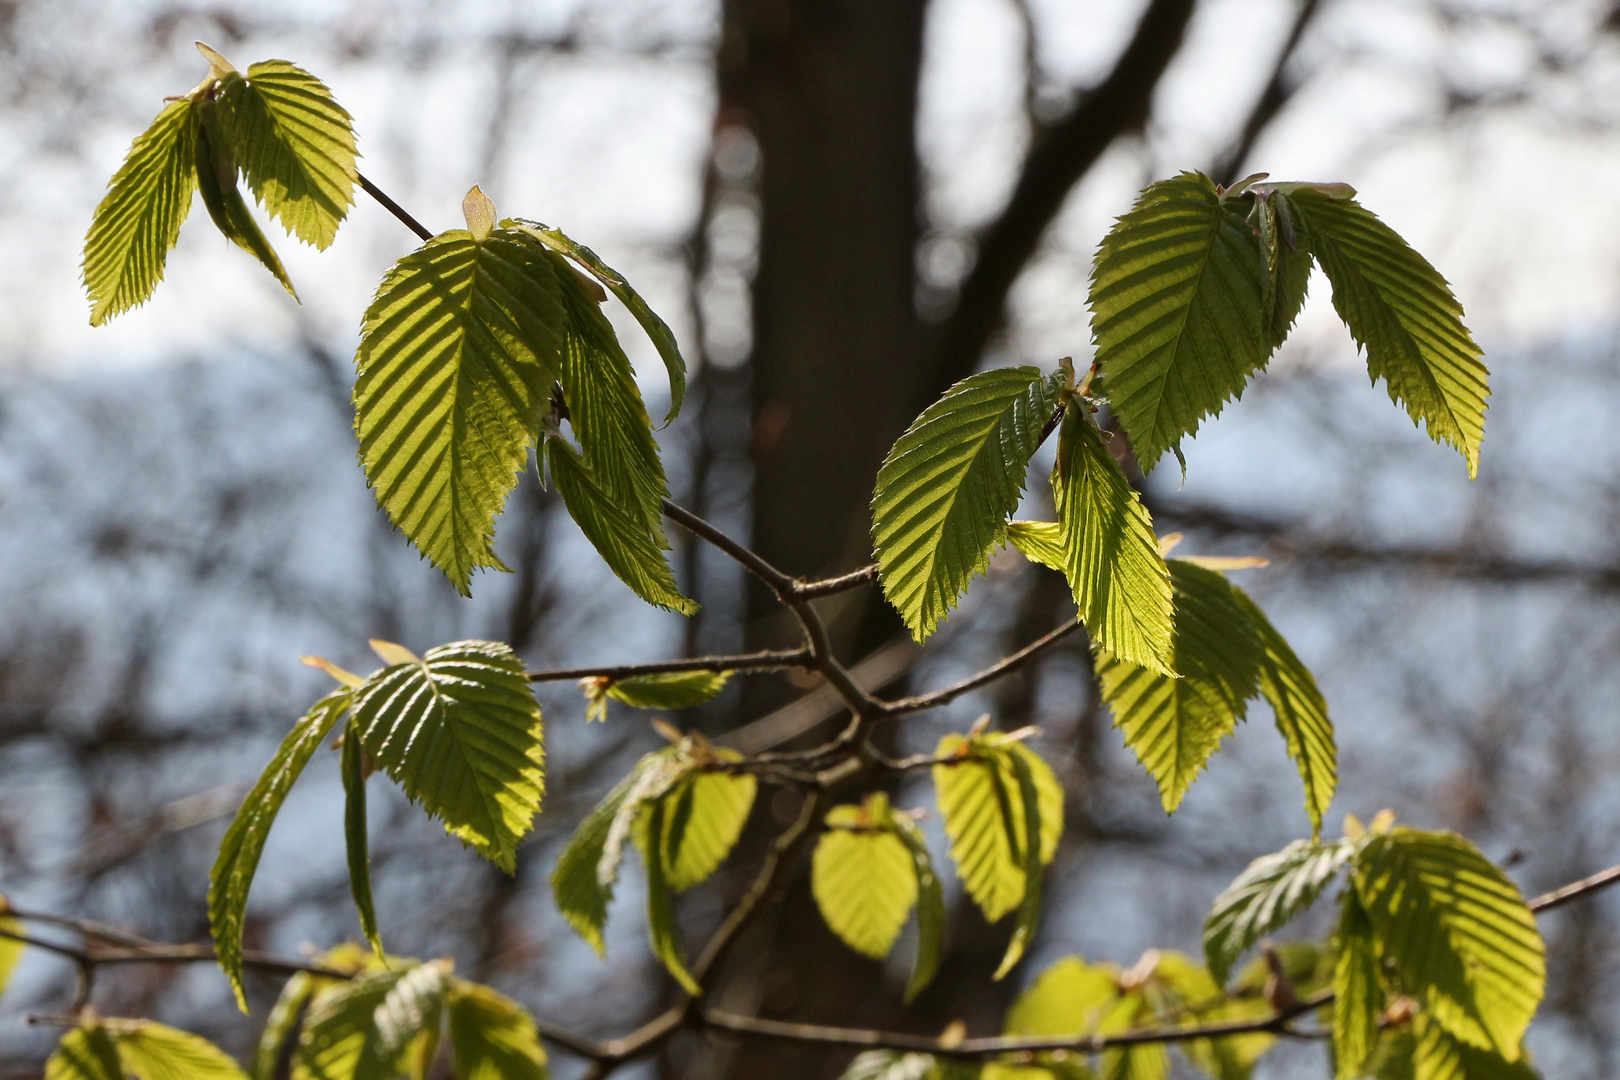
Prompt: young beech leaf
<box><xmin>811</xmin><ymin>794</ymin><xmax>919</xmax><ymax>961</ymax></box>
<box><xmin>253</xmin><ymin>971</ymin><xmax>319</xmax><ymax>1080</ymax></box>
<box><xmin>1004</xmin><ymin>519</ymin><xmax>1067</xmax><ymax>573</ymax></box>
<box><xmin>550</xmin><ymin>769</ymin><xmax>636</xmax><ymax>955</ymax></box>
<box><xmin>932</xmin><ymin>732</ymin><xmax>1063</xmax><ymax>925</ymax></box>
<box><xmin>642</xmin><ymin>797</ymin><xmax>702</xmax><ymax>994</ymax></box>
<box><xmin>1227</xmin><ymin>587</ymin><xmax>1336</xmax><ymax>838</ymax></box>
<box><xmin>1203</xmin><ymin>838</ymin><xmax>1354</xmax><ymax>984</ymax></box>
<box><xmin>1333</xmin><ymin>892</ymin><xmax>1382</xmax><ymax>1080</ymax></box>
<box><xmin>210</xmin><ymin>689</ymin><xmax>351</xmax><ymax>1010</ymax></box>
<box><xmin>212</xmin><ymin>57</ymin><xmax>357</xmax><ymax>249</ymax></box>
<box><xmin>193</xmin><ymin>95</ymin><xmax>298</xmax><ymax>298</ymax></box>
<box><xmin>1285</xmin><ymin>187</ymin><xmax>1488</xmax><ymax>477</ymax></box>
<box><xmin>517</xmin><ymin>221</ymin><xmax>689</xmax><ymax>423</ymax></box>
<box><xmin>1408</xmin><ymin>1013</ymin><xmax>1537</xmax><ymax>1080</ymax></box>
<box><xmin>447</xmin><ymin>980</ymin><xmax>550</xmax><ymax>1080</ymax></box>
<box><xmin>293</xmin><ymin>967</ymin><xmax>409</xmax><ymax>1080</ymax></box>
<box><xmin>46</xmin><ymin>1025</ymin><xmax>124</xmax><ymax>1080</ymax></box>
<box><xmin>1089</xmin><ymin>171</ymin><xmax>1269</xmax><ymax>472</ymax></box>
<box><xmin>838</xmin><ymin>1052</ymin><xmax>943</xmax><ymax>1080</ymax></box>
<box><xmin>871</xmin><ymin>366</ymin><xmax>1064</xmax><ymax>642</ymax></box>
<box><xmin>349</xmin><ymin>640</ymin><xmax>544</xmax><ymax>873</ymax></box>
<box><xmin>1100</xmin><ymin>992</ymin><xmax>1170</xmax><ymax>1080</ymax></box>
<box><xmin>82</xmin><ymin>99</ymin><xmax>198</xmax><ymax>325</ymax></box>
<box><xmin>375</xmin><ymin>959</ymin><xmax>450</xmax><ymax>1063</ymax></box>
<box><xmin>353</xmin><ymin>227</ymin><xmax>565</xmax><ymax>595</ymax></box>
<box><xmin>1002</xmin><ymin>955</ymin><xmax>1121</xmax><ymax>1038</ymax></box>
<box><xmin>606</xmin><ymin>670</ymin><xmax>732</xmax><ymax>711</ymax></box>
<box><xmin>1096</xmin><ymin>560</ymin><xmax>1263</xmax><ymax>812</ymax></box>
<box><xmin>339</xmin><ymin>723</ymin><xmax>382</xmax><ymax>959</ymax></box>
<box><xmin>892</xmin><ymin>813</ymin><xmax>945</xmax><ymax>1003</ymax></box>
<box><xmin>462</xmin><ymin>186</ymin><xmax>496</xmax><ymax>243</ymax></box>
<box><xmin>1052</xmin><ymin>405</ymin><xmax>1175</xmax><ymax>675</ymax></box>
<box><xmin>994</xmin><ymin>747</ymin><xmax>1044</xmax><ymax>979</ymax></box>
<box><xmin>639</xmin><ymin>757</ymin><xmax>756</xmax><ymax>892</ymax></box>
<box><xmin>105</xmin><ymin>1019</ymin><xmax>250</xmax><ymax>1080</ymax></box>
<box><xmin>1352</xmin><ymin>828</ymin><xmax>1544</xmax><ymax>1058</ymax></box>
<box><xmin>0</xmin><ymin>904</ymin><xmax>22</xmax><ymax>1001</ymax></box>
<box><xmin>1249</xmin><ymin>189</ymin><xmax>1314</xmax><ymax>351</ymax></box>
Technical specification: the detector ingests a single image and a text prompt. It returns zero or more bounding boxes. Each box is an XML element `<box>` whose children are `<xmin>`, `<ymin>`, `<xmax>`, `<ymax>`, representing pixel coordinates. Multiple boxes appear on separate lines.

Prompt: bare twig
<box><xmin>527</xmin><ymin>648</ymin><xmax>812</xmax><ymax>683</ymax></box>
<box><xmin>792</xmin><ymin>564</ymin><xmax>880</xmax><ymax>600</ymax></box>
<box><xmin>357</xmin><ymin>172</ymin><xmax>434</xmax><ymax>242</ymax></box>
<box><xmin>882</xmin><ymin>618</ymin><xmax>1084</xmax><ymax>715</ymax></box>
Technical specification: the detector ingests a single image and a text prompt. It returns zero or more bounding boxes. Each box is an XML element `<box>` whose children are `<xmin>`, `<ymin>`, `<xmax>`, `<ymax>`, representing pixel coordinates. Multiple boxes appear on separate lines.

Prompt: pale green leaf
<box><xmin>1006</xmin><ymin>520</ymin><xmax>1066</xmax><ymax>573</ymax></box>
<box><xmin>215</xmin><ymin>61</ymin><xmax>357</xmax><ymax>249</ymax></box>
<box><xmin>873</xmin><ymin>366</ymin><xmax>1064</xmax><ymax>641</ymax></box>
<box><xmin>447</xmin><ymin>980</ymin><xmax>549</xmax><ymax>1080</ymax></box>
<box><xmin>1204</xmin><ymin>839</ymin><xmax>1354</xmax><ymax>983</ymax></box>
<box><xmin>518</xmin><ymin>222</ymin><xmax>688</xmax><ymax>423</ymax></box>
<box><xmin>645</xmin><ymin>758</ymin><xmax>757</xmax><ymax>892</ymax></box>
<box><xmin>893</xmin><ymin>813</ymin><xmax>946</xmax><ymax>1003</ymax></box>
<box><xmin>1228</xmin><ymin>587</ymin><xmax>1336</xmax><ymax>838</ymax></box>
<box><xmin>340</xmin><ymin>722</ymin><xmax>383</xmax><ymax>958</ymax></box>
<box><xmin>932</xmin><ymin>733</ymin><xmax>1063</xmax><ymax>924</ymax></box>
<box><xmin>82</xmin><ymin>99</ymin><xmax>198</xmax><ymax>325</ymax></box>
<box><xmin>254</xmin><ymin>971</ymin><xmax>319</xmax><ymax>1080</ymax></box>
<box><xmin>550</xmin><ymin>769</ymin><xmax>638</xmax><ymax>956</ymax></box>
<box><xmin>1100</xmin><ymin>995</ymin><xmax>1170</xmax><ymax>1080</ymax></box>
<box><xmin>1352</xmin><ymin>828</ymin><xmax>1544</xmax><ymax>1058</ymax></box>
<box><xmin>995</xmin><ymin>747</ymin><xmax>1045</xmax><ymax>979</ymax></box>
<box><xmin>812</xmin><ymin>798</ymin><xmax>919</xmax><ymax>960</ymax></box>
<box><xmin>599</xmin><ymin>747</ymin><xmax>692</xmax><ymax>891</ymax></box>
<box><xmin>294</xmin><ymin>969</ymin><xmax>408</xmax><ymax>1080</ymax></box>
<box><xmin>194</xmin><ymin>96</ymin><xmax>298</xmax><ymax>298</ymax></box>
<box><xmin>46</xmin><ymin>1026</ymin><xmax>123</xmax><ymax>1080</ymax></box>
<box><xmin>107</xmin><ymin>1020</ymin><xmax>249</xmax><ymax>1080</ymax></box>
<box><xmin>1053</xmin><ymin>406</ymin><xmax>1174</xmax><ymax>674</ymax></box>
<box><xmin>375</xmin><ymin>960</ymin><xmax>450</xmax><ymax>1062</ymax></box>
<box><xmin>1369</xmin><ymin>1030</ymin><xmax>1417</xmax><ymax>1080</ymax></box>
<box><xmin>353</xmin><ymin>228</ymin><xmax>564</xmax><ymax>595</ymax></box>
<box><xmin>350</xmin><ymin>641</ymin><xmax>545</xmax><ymax>873</ymax></box>
<box><xmin>1334</xmin><ymin>891</ymin><xmax>1382</xmax><ymax>1080</ymax></box>
<box><xmin>1089</xmin><ymin>171</ymin><xmax>1268</xmax><ymax>471</ymax></box>
<box><xmin>607</xmin><ymin>670</ymin><xmax>731</xmax><ymax>710</ymax></box>
<box><xmin>642</xmin><ymin>796</ymin><xmax>701</xmax><ymax>995</ymax></box>
<box><xmin>1286</xmin><ymin>188</ymin><xmax>1488</xmax><ymax>477</ymax></box>
<box><xmin>1097</xmin><ymin>560</ymin><xmax>1263</xmax><ymax>812</ymax></box>
<box><xmin>211</xmin><ymin>689</ymin><xmax>351</xmax><ymax>1010</ymax></box>
<box><xmin>0</xmin><ymin>909</ymin><xmax>22</xmax><ymax>1001</ymax></box>
<box><xmin>1149</xmin><ymin>951</ymin><xmax>1272</xmax><ymax>1080</ymax></box>
<box><xmin>1409</xmin><ymin>1014</ymin><xmax>1538</xmax><ymax>1080</ymax></box>
<box><xmin>1003</xmin><ymin>956</ymin><xmax>1121</xmax><ymax>1037</ymax></box>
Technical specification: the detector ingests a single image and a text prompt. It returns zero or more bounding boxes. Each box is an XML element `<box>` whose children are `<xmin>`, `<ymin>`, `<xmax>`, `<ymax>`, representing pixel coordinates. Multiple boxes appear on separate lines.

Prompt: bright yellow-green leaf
<box><xmin>1334</xmin><ymin>891</ymin><xmax>1382</xmax><ymax>1080</ymax></box>
<box><xmin>812</xmin><ymin>796</ymin><xmax>919</xmax><ymax>959</ymax></box>
<box><xmin>607</xmin><ymin>670</ymin><xmax>731</xmax><ymax>711</ymax></box>
<box><xmin>550</xmin><ymin>767</ymin><xmax>641</xmax><ymax>956</ymax></box>
<box><xmin>1004</xmin><ymin>956</ymin><xmax>1121</xmax><ymax>1036</ymax></box>
<box><xmin>46</xmin><ymin>1026</ymin><xmax>123</xmax><ymax>1080</ymax></box>
<box><xmin>106</xmin><ymin>1020</ymin><xmax>249</xmax><ymax>1080</ymax></box>
<box><xmin>646</xmin><ymin>759</ymin><xmax>757</xmax><ymax>892</ymax></box>
<box><xmin>1006</xmin><ymin>519</ymin><xmax>1067</xmax><ymax>572</ymax></box>
<box><xmin>642</xmin><ymin>796</ymin><xmax>701</xmax><ymax>994</ymax></box>
<box><xmin>1408</xmin><ymin>1013</ymin><xmax>1537</xmax><ymax>1080</ymax></box>
<box><xmin>350</xmin><ymin>641</ymin><xmax>544</xmax><ymax>873</ymax></box>
<box><xmin>1053</xmin><ymin>405</ymin><xmax>1174</xmax><ymax>674</ymax></box>
<box><xmin>82</xmin><ymin>99</ymin><xmax>198</xmax><ymax>325</ymax></box>
<box><xmin>873</xmin><ymin>367</ymin><xmax>1064</xmax><ymax>642</ymax></box>
<box><xmin>294</xmin><ymin>968</ymin><xmax>408</xmax><ymax>1080</ymax></box>
<box><xmin>194</xmin><ymin>95</ymin><xmax>298</xmax><ymax>298</ymax></box>
<box><xmin>353</xmin><ymin>228</ymin><xmax>565</xmax><ymax>595</ymax></box>
<box><xmin>210</xmin><ymin>689</ymin><xmax>351</xmax><ymax>1010</ymax></box>
<box><xmin>254</xmin><ymin>971</ymin><xmax>320</xmax><ymax>1080</ymax></box>
<box><xmin>0</xmin><ymin>908</ymin><xmax>22</xmax><ymax>1001</ymax></box>
<box><xmin>447</xmin><ymin>980</ymin><xmax>549</xmax><ymax>1080</ymax></box>
<box><xmin>375</xmin><ymin>959</ymin><xmax>450</xmax><ymax>1067</ymax></box>
<box><xmin>1204</xmin><ymin>838</ymin><xmax>1353</xmax><ymax>984</ymax></box>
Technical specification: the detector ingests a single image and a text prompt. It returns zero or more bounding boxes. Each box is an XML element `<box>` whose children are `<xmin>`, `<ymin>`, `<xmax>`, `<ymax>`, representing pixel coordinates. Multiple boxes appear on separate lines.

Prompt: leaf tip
<box><xmin>462</xmin><ymin>186</ymin><xmax>496</xmax><ymax>243</ymax></box>
<box><xmin>369</xmin><ymin>639</ymin><xmax>421</xmax><ymax>667</ymax></box>
<box><xmin>195</xmin><ymin>42</ymin><xmax>237</xmax><ymax>80</ymax></box>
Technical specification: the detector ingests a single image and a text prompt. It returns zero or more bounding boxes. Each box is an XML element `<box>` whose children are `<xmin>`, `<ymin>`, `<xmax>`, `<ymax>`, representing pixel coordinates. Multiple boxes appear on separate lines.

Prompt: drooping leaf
<box><xmin>932</xmin><ymin>733</ymin><xmax>1063</xmax><ymax>924</ymax></box>
<box><xmin>107</xmin><ymin>1020</ymin><xmax>250</xmax><ymax>1080</ymax></box>
<box><xmin>995</xmin><ymin>747</ymin><xmax>1045</xmax><ymax>979</ymax></box>
<box><xmin>194</xmin><ymin>95</ymin><xmax>298</xmax><ymax>298</ymax></box>
<box><xmin>1248</xmin><ymin>189</ymin><xmax>1313</xmax><ymax>351</ymax></box>
<box><xmin>254</xmin><ymin>971</ymin><xmax>319</xmax><ymax>1080</ymax></box>
<box><xmin>1204</xmin><ymin>839</ymin><xmax>1354</xmax><ymax>984</ymax></box>
<box><xmin>349</xmin><ymin>641</ymin><xmax>545</xmax><ymax>873</ymax></box>
<box><xmin>294</xmin><ymin>968</ymin><xmax>408</xmax><ymax>1080</ymax></box>
<box><xmin>353</xmin><ymin>225</ymin><xmax>565</xmax><ymax>595</ymax></box>
<box><xmin>1006</xmin><ymin>519</ymin><xmax>1067</xmax><ymax>573</ymax></box>
<box><xmin>1352</xmin><ymin>828</ymin><xmax>1544</xmax><ymax>1058</ymax></box>
<box><xmin>211</xmin><ymin>689</ymin><xmax>351</xmax><ymax>1010</ymax></box>
<box><xmin>1408</xmin><ymin>1014</ymin><xmax>1538</xmax><ymax>1080</ymax></box>
<box><xmin>1227</xmin><ymin>587</ymin><xmax>1336</xmax><ymax>838</ymax></box>
<box><xmin>550</xmin><ymin>769</ymin><xmax>637</xmax><ymax>956</ymax></box>
<box><xmin>643</xmin><ymin>757</ymin><xmax>757</xmax><ymax>892</ymax></box>
<box><xmin>1286</xmin><ymin>187</ymin><xmax>1488</xmax><ymax>477</ymax></box>
<box><xmin>812</xmin><ymin>795</ymin><xmax>919</xmax><ymax>960</ymax></box>
<box><xmin>1052</xmin><ymin>405</ymin><xmax>1174</xmax><ymax>674</ymax></box>
<box><xmin>82</xmin><ymin>99</ymin><xmax>198</xmax><ymax>325</ymax></box>
<box><xmin>1333</xmin><ymin>891</ymin><xmax>1382</xmax><ymax>1080</ymax></box>
<box><xmin>447</xmin><ymin>980</ymin><xmax>550</xmax><ymax>1080</ymax></box>
<box><xmin>340</xmin><ymin>723</ymin><xmax>382</xmax><ymax>958</ymax></box>
<box><xmin>545</xmin><ymin>438</ymin><xmax>697</xmax><ymax>615</ymax></box>
<box><xmin>642</xmin><ymin>796</ymin><xmax>701</xmax><ymax>995</ymax></box>
<box><xmin>46</xmin><ymin>1025</ymin><xmax>123</xmax><ymax>1080</ymax></box>
<box><xmin>607</xmin><ymin>670</ymin><xmax>732</xmax><ymax>710</ymax></box>
<box><xmin>873</xmin><ymin>367</ymin><xmax>1064</xmax><ymax>641</ymax></box>
<box><xmin>1097</xmin><ymin>560</ymin><xmax>1263</xmax><ymax>812</ymax></box>
<box><xmin>518</xmin><ymin>222</ymin><xmax>688</xmax><ymax>423</ymax></box>
<box><xmin>1089</xmin><ymin>172</ymin><xmax>1268</xmax><ymax>471</ymax></box>
<box><xmin>215</xmin><ymin>60</ymin><xmax>357</xmax><ymax>248</ymax></box>
<box><xmin>893</xmin><ymin>813</ymin><xmax>946</xmax><ymax>1003</ymax></box>
<box><xmin>598</xmin><ymin>747</ymin><xmax>692</xmax><ymax>892</ymax></box>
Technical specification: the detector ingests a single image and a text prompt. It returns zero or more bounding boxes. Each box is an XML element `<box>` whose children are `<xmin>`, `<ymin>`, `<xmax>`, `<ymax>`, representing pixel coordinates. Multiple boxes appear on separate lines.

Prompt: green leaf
<box><xmin>1227</xmin><ymin>587</ymin><xmax>1336</xmax><ymax>838</ymax></box>
<box><xmin>550</xmin><ymin>769</ymin><xmax>639</xmax><ymax>956</ymax></box>
<box><xmin>1352</xmin><ymin>828</ymin><xmax>1544</xmax><ymax>1058</ymax></box>
<box><xmin>447</xmin><ymin>980</ymin><xmax>549</xmax><ymax>1080</ymax></box>
<box><xmin>211</xmin><ymin>689</ymin><xmax>351</xmax><ymax>1010</ymax></box>
<box><xmin>598</xmin><ymin>746</ymin><xmax>693</xmax><ymax>893</ymax></box>
<box><xmin>350</xmin><ymin>641</ymin><xmax>545</xmax><ymax>873</ymax></box>
<box><xmin>107</xmin><ymin>1020</ymin><xmax>250</xmax><ymax>1080</ymax></box>
<box><xmin>873</xmin><ymin>367</ymin><xmax>1064</xmax><ymax>642</ymax></box>
<box><xmin>607</xmin><ymin>670</ymin><xmax>731</xmax><ymax>710</ymax></box>
<box><xmin>1408</xmin><ymin>1014</ymin><xmax>1537</xmax><ymax>1080</ymax></box>
<box><xmin>1333</xmin><ymin>890</ymin><xmax>1382</xmax><ymax>1080</ymax></box>
<box><xmin>545</xmin><ymin>437</ymin><xmax>697</xmax><ymax>615</ymax></box>
<box><xmin>642</xmin><ymin>796</ymin><xmax>701</xmax><ymax>995</ymax></box>
<box><xmin>1204</xmin><ymin>838</ymin><xmax>1354</xmax><ymax>984</ymax></box>
<box><xmin>812</xmin><ymin>795</ymin><xmax>919</xmax><ymax>960</ymax></box>
<box><xmin>340</xmin><ymin>723</ymin><xmax>383</xmax><ymax>958</ymax></box>
<box><xmin>1097</xmin><ymin>560</ymin><xmax>1263</xmax><ymax>812</ymax></box>
<box><xmin>294</xmin><ymin>969</ymin><xmax>408</xmax><ymax>1080</ymax></box>
<box><xmin>932</xmin><ymin>733</ymin><xmax>1063</xmax><ymax>924</ymax></box>
<box><xmin>1006</xmin><ymin>520</ymin><xmax>1067</xmax><ymax>573</ymax></box>
<box><xmin>644</xmin><ymin>758</ymin><xmax>757</xmax><ymax>892</ymax></box>
<box><xmin>1099</xmin><ymin>994</ymin><xmax>1170</xmax><ymax>1080</ymax></box>
<box><xmin>518</xmin><ymin>222</ymin><xmax>688</xmax><ymax>423</ymax></box>
<box><xmin>544</xmin><ymin>248</ymin><xmax>693</xmax><ymax>614</ymax></box>
<box><xmin>375</xmin><ymin>960</ymin><xmax>450</xmax><ymax>1064</ymax></box>
<box><xmin>995</xmin><ymin>747</ymin><xmax>1045</xmax><ymax>979</ymax></box>
<box><xmin>1052</xmin><ymin>405</ymin><xmax>1174</xmax><ymax>674</ymax></box>
<box><xmin>353</xmin><ymin>226</ymin><xmax>565</xmax><ymax>595</ymax></box>
<box><xmin>254</xmin><ymin>971</ymin><xmax>320</xmax><ymax>1080</ymax></box>
<box><xmin>1286</xmin><ymin>188</ymin><xmax>1488</xmax><ymax>477</ymax></box>
<box><xmin>194</xmin><ymin>96</ymin><xmax>298</xmax><ymax>298</ymax></box>
<box><xmin>839</xmin><ymin>1052</ymin><xmax>947</xmax><ymax>1080</ymax></box>
<box><xmin>0</xmin><ymin>908</ymin><xmax>22</xmax><ymax>1001</ymax></box>
<box><xmin>1248</xmin><ymin>189</ymin><xmax>1313</xmax><ymax>351</ymax></box>
<box><xmin>1003</xmin><ymin>956</ymin><xmax>1121</xmax><ymax>1036</ymax></box>
<box><xmin>893</xmin><ymin>813</ymin><xmax>946</xmax><ymax>1003</ymax></box>
<box><xmin>82</xmin><ymin>99</ymin><xmax>198</xmax><ymax>325</ymax></box>
<box><xmin>46</xmin><ymin>1026</ymin><xmax>123</xmax><ymax>1080</ymax></box>
<box><xmin>1089</xmin><ymin>172</ymin><xmax>1268</xmax><ymax>471</ymax></box>
<box><xmin>215</xmin><ymin>61</ymin><xmax>357</xmax><ymax>249</ymax></box>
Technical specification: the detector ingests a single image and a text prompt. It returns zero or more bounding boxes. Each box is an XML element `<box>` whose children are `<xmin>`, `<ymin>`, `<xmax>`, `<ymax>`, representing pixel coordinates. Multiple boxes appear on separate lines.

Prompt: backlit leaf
<box><xmin>0</xmin><ymin>907</ymin><xmax>21</xmax><ymax>1001</ymax></box>
<box><xmin>894</xmin><ymin>813</ymin><xmax>946</xmax><ymax>1003</ymax></box>
<box><xmin>46</xmin><ymin>1026</ymin><xmax>123</xmax><ymax>1080</ymax></box>
<box><xmin>643</xmin><ymin>757</ymin><xmax>757</xmax><ymax>892</ymax></box>
<box><xmin>1334</xmin><ymin>891</ymin><xmax>1382</xmax><ymax>1080</ymax></box>
<box><xmin>194</xmin><ymin>95</ymin><xmax>298</xmax><ymax>298</ymax></box>
<box><xmin>642</xmin><ymin>796</ymin><xmax>701</xmax><ymax>995</ymax></box>
<box><xmin>340</xmin><ymin>722</ymin><xmax>382</xmax><ymax>958</ymax></box>
<box><xmin>1003</xmin><ymin>956</ymin><xmax>1120</xmax><ymax>1037</ymax></box>
<box><xmin>294</xmin><ymin>968</ymin><xmax>407</xmax><ymax>1080</ymax></box>
<box><xmin>812</xmin><ymin>795</ymin><xmax>919</xmax><ymax>960</ymax></box>
<box><xmin>1006</xmin><ymin>519</ymin><xmax>1067</xmax><ymax>573</ymax></box>
<box><xmin>447</xmin><ymin>980</ymin><xmax>549</xmax><ymax>1080</ymax></box>
<box><xmin>607</xmin><ymin>670</ymin><xmax>732</xmax><ymax>710</ymax></box>
<box><xmin>107</xmin><ymin>1020</ymin><xmax>249</xmax><ymax>1080</ymax></box>
<box><xmin>254</xmin><ymin>971</ymin><xmax>319</xmax><ymax>1080</ymax></box>
<box><xmin>995</xmin><ymin>747</ymin><xmax>1045</xmax><ymax>979</ymax></box>
<box><xmin>1408</xmin><ymin>1014</ymin><xmax>1538</xmax><ymax>1080</ymax></box>
<box><xmin>375</xmin><ymin>960</ymin><xmax>450</xmax><ymax>1063</ymax></box>
<box><xmin>550</xmin><ymin>768</ymin><xmax>638</xmax><ymax>956</ymax></box>
<box><xmin>1204</xmin><ymin>839</ymin><xmax>1354</xmax><ymax>984</ymax></box>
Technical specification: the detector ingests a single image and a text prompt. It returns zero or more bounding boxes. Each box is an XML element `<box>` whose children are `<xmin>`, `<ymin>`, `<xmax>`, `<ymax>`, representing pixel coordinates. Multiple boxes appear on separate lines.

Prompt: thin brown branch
<box><xmin>882</xmin><ymin>618</ymin><xmax>1084</xmax><ymax>715</ymax></box>
<box><xmin>662</xmin><ymin>498</ymin><xmax>797</xmax><ymax>596</ymax></box>
<box><xmin>527</xmin><ymin>648</ymin><xmax>812</xmax><ymax>683</ymax></box>
<box><xmin>357</xmin><ymin>172</ymin><xmax>434</xmax><ymax>242</ymax></box>
<box><xmin>1529</xmin><ymin>864</ymin><xmax>1620</xmax><ymax>913</ymax></box>
<box><xmin>792</xmin><ymin>564</ymin><xmax>880</xmax><ymax>600</ymax></box>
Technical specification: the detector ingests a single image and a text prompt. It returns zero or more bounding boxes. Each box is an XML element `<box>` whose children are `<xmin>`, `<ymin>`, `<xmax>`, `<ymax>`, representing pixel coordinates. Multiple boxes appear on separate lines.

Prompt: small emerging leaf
<box><xmin>1005</xmin><ymin>519</ymin><xmax>1066</xmax><ymax>573</ymax></box>
<box><xmin>463</xmin><ymin>186</ymin><xmax>496</xmax><ymax>242</ymax></box>
<box><xmin>606</xmin><ymin>670</ymin><xmax>731</xmax><ymax>711</ymax></box>
<box><xmin>812</xmin><ymin>795</ymin><xmax>919</xmax><ymax>960</ymax></box>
